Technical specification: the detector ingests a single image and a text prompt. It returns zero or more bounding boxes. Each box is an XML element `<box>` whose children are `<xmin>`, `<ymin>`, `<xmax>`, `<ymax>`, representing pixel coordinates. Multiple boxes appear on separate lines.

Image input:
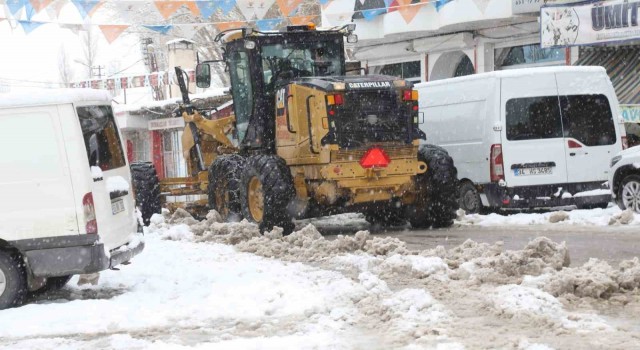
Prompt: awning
<box><xmin>575</xmin><ymin>47</ymin><xmax>640</xmax><ymax>105</ymax></box>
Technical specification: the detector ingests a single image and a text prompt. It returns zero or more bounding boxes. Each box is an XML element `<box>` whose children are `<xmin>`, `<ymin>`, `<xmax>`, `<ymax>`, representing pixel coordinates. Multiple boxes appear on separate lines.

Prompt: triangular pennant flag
<box><xmin>218</xmin><ymin>0</ymin><xmax>236</xmax><ymax>15</ymax></box>
<box><xmin>196</xmin><ymin>0</ymin><xmax>216</xmax><ymax>19</ymax></box>
<box><xmin>322</xmin><ymin>0</ymin><xmax>355</xmax><ymax>26</ymax></box>
<box><xmin>289</xmin><ymin>15</ymin><xmax>316</xmax><ymax>26</ymax></box>
<box><xmin>29</xmin><ymin>0</ymin><xmax>54</xmax><ymax>13</ymax></box>
<box><xmin>5</xmin><ymin>0</ymin><xmax>27</xmax><ymax>16</ymax></box>
<box><xmin>71</xmin><ymin>0</ymin><xmax>100</xmax><ymax>18</ymax></box>
<box><xmin>214</xmin><ymin>20</ymin><xmax>246</xmax><ymax>32</ymax></box>
<box><xmin>24</xmin><ymin>1</ymin><xmax>36</xmax><ymax>20</ymax></box>
<box><xmin>397</xmin><ymin>0</ymin><xmax>424</xmax><ymax>23</ymax></box>
<box><xmin>276</xmin><ymin>0</ymin><xmax>302</xmax><ymax>17</ymax></box>
<box><xmin>99</xmin><ymin>24</ymin><xmax>128</xmax><ymax>44</ymax></box>
<box><xmin>385</xmin><ymin>0</ymin><xmax>398</xmax><ymax>13</ymax></box>
<box><xmin>353</xmin><ymin>0</ymin><xmax>385</xmax><ymax>21</ymax></box>
<box><xmin>255</xmin><ymin>18</ymin><xmax>281</xmax><ymax>31</ymax></box>
<box><xmin>18</xmin><ymin>19</ymin><xmax>44</xmax><ymax>33</ymax></box>
<box><xmin>434</xmin><ymin>0</ymin><xmax>452</xmax><ymax>11</ymax></box>
<box><xmin>236</xmin><ymin>0</ymin><xmax>275</xmax><ymax>20</ymax></box>
<box><xmin>45</xmin><ymin>0</ymin><xmax>68</xmax><ymax>19</ymax></box>
<box><xmin>143</xmin><ymin>24</ymin><xmax>173</xmax><ymax>35</ymax></box>
<box><xmin>154</xmin><ymin>1</ymin><xmax>199</xmax><ymax>19</ymax></box>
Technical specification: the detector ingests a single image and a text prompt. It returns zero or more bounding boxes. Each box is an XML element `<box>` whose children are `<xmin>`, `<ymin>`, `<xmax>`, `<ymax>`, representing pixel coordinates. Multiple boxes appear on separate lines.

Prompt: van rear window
<box><xmin>506</xmin><ymin>96</ymin><xmax>563</xmax><ymax>141</ymax></box>
<box><xmin>77</xmin><ymin>106</ymin><xmax>126</xmax><ymax>170</ymax></box>
<box><xmin>560</xmin><ymin>95</ymin><xmax>615</xmax><ymax>146</ymax></box>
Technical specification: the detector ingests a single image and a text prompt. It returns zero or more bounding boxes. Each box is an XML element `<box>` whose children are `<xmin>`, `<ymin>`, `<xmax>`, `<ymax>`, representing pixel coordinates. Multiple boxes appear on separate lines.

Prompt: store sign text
<box><xmin>621</xmin><ymin>105</ymin><xmax>640</xmax><ymax>123</ymax></box>
<box><xmin>541</xmin><ymin>0</ymin><xmax>640</xmax><ymax>48</ymax></box>
<box><xmin>148</xmin><ymin>118</ymin><xmax>185</xmax><ymax>130</ymax></box>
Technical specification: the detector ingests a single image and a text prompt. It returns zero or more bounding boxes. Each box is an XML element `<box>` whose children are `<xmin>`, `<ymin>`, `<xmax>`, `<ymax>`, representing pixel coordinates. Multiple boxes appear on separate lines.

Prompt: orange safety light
<box><xmin>360</xmin><ymin>147</ymin><xmax>391</xmax><ymax>168</ymax></box>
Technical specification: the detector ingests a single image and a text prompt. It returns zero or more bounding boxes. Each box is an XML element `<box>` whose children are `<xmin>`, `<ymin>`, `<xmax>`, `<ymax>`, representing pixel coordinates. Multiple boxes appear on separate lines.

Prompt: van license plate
<box><xmin>111</xmin><ymin>199</ymin><xmax>125</xmax><ymax>215</ymax></box>
<box><xmin>514</xmin><ymin>167</ymin><xmax>552</xmax><ymax>176</ymax></box>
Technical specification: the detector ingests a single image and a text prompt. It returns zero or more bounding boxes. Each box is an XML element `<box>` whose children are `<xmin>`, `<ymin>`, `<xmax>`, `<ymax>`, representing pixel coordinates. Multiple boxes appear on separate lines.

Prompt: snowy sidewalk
<box><xmin>0</xmin><ymin>210</ymin><xmax>639</xmax><ymax>349</ymax></box>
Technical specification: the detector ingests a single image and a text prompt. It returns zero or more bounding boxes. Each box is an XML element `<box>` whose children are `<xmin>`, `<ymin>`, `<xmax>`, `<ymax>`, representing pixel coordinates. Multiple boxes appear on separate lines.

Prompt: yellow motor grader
<box><xmin>133</xmin><ymin>24</ymin><xmax>459</xmax><ymax>233</ymax></box>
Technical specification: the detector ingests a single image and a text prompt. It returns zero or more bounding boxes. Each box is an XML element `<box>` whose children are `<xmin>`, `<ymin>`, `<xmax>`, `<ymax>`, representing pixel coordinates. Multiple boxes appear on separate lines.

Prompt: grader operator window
<box><xmin>228</xmin><ymin>51</ymin><xmax>253</xmax><ymax>142</ymax></box>
<box><xmin>261</xmin><ymin>39</ymin><xmax>343</xmax><ymax>92</ymax></box>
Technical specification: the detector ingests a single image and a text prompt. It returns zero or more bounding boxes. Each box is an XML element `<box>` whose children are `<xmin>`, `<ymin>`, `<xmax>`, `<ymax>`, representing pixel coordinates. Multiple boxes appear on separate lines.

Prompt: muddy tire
<box><xmin>131</xmin><ymin>162</ymin><xmax>162</xmax><ymax>226</ymax></box>
<box><xmin>208</xmin><ymin>155</ymin><xmax>245</xmax><ymax>221</ymax></box>
<box><xmin>406</xmin><ymin>145</ymin><xmax>459</xmax><ymax>229</ymax></box>
<box><xmin>240</xmin><ymin>155</ymin><xmax>295</xmax><ymax>235</ymax></box>
<box><xmin>0</xmin><ymin>250</ymin><xmax>26</xmax><ymax>310</ymax></box>
<box><xmin>459</xmin><ymin>181</ymin><xmax>482</xmax><ymax>214</ymax></box>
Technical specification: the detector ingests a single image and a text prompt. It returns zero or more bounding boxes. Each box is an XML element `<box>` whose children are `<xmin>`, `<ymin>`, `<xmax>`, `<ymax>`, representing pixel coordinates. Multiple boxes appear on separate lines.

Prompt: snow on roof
<box><xmin>166</xmin><ymin>38</ymin><xmax>196</xmax><ymax>46</ymax></box>
<box><xmin>113</xmin><ymin>88</ymin><xmax>229</xmax><ymax>114</ymax></box>
<box><xmin>416</xmin><ymin>66</ymin><xmax>607</xmax><ymax>89</ymax></box>
<box><xmin>0</xmin><ymin>88</ymin><xmax>112</xmax><ymax>109</ymax></box>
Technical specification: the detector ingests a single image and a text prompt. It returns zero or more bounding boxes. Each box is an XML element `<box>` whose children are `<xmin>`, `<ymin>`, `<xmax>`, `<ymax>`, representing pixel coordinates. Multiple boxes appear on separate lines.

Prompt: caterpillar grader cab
<box><xmin>133</xmin><ymin>24</ymin><xmax>459</xmax><ymax>233</ymax></box>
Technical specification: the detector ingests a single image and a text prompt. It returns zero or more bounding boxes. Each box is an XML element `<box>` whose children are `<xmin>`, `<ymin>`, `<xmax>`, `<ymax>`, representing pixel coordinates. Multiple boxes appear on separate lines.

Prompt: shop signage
<box><xmin>541</xmin><ymin>0</ymin><xmax>640</xmax><ymax>48</ymax></box>
<box><xmin>148</xmin><ymin>117</ymin><xmax>185</xmax><ymax>130</ymax></box>
<box><xmin>512</xmin><ymin>0</ymin><xmax>577</xmax><ymax>14</ymax></box>
<box><xmin>621</xmin><ymin>105</ymin><xmax>640</xmax><ymax>123</ymax></box>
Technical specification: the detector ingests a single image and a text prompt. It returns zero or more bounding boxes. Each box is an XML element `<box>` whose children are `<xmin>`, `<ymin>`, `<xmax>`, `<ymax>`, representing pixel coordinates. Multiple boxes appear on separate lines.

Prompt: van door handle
<box><xmin>569</xmin><ymin>153</ymin><xmax>576</xmax><ymax>156</ymax></box>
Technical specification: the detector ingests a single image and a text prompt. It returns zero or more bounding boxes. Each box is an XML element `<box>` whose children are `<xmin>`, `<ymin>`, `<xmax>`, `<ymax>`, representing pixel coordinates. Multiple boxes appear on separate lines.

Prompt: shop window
<box><xmin>496</xmin><ymin>44</ymin><xmax>565</xmax><ymax>69</ymax></box>
<box><xmin>375</xmin><ymin>61</ymin><xmax>421</xmax><ymax>82</ymax></box>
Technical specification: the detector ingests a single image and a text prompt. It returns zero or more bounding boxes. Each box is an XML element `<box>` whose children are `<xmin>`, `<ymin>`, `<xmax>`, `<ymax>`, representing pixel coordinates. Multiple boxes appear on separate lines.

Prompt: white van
<box><xmin>416</xmin><ymin>66</ymin><xmax>627</xmax><ymax>213</ymax></box>
<box><xmin>0</xmin><ymin>89</ymin><xmax>144</xmax><ymax>309</ymax></box>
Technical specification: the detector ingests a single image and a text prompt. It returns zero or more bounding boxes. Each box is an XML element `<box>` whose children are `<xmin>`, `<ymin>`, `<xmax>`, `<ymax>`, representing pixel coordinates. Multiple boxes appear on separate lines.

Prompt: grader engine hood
<box><xmin>293</xmin><ymin>75</ymin><xmax>425</xmax><ymax>148</ymax></box>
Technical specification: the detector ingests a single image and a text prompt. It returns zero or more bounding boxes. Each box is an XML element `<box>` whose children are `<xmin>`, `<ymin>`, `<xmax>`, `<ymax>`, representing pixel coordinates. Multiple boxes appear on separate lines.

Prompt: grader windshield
<box><xmin>260</xmin><ymin>38</ymin><xmax>345</xmax><ymax>92</ymax></box>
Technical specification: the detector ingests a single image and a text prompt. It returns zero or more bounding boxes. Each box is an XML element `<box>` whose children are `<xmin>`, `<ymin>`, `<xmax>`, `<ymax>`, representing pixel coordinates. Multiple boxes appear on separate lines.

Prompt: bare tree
<box><xmin>79</xmin><ymin>28</ymin><xmax>99</xmax><ymax>79</ymax></box>
<box><xmin>57</xmin><ymin>45</ymin><xmax>74</xmax><ymax>87</ymax></box>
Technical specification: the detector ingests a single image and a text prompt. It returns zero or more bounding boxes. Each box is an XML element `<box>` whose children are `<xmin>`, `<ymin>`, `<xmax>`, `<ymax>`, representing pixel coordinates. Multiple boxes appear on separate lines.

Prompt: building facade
<box><xmin>323</xmin><ymin>0</ymin><xmax>639</xmax><ymax>144</ymax></box>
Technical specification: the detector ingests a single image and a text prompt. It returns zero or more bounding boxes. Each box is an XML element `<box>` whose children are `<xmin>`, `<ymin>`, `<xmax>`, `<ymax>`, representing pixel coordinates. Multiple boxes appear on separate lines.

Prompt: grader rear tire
<box><xmin>240</xmin><ymin>155</ymin><xmax>295</xmax><ymax>235</ymax></box>
<box><xmin>130</xmin><ymin>162</ymin><xmax>161</xmax><ymax>226</ymax></box>
<box><xmin>407</xmin><ymin>145</ymin><xmax>459</xmax><ymax>229</ymax></box>
<box><xmin>208</xmin><ymin>154</ymin><xmax>245</xmax><ymax>221</ymax></box>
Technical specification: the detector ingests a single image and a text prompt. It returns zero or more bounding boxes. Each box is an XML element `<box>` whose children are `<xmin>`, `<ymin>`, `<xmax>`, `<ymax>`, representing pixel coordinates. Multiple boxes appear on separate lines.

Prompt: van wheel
<box><xmin>32</xmin><ymin>275</ymin><xmax>73</xmax><ymax>296</ymax></box>
<box><xmin>407</xmin><ymin>145</ymin><xmax>459</xmax><ymax>229</ymax></box>
<box><xmin>240</xmin><ymin>155</ymin><xmax>295</xmax><ymax>235</ymax></box>
<box><xmin>130</xmin><ymin>162</ymin><xmax>162</xmax><ymax>225</ymax></box>
<box><xmin>0</xmin><ymin>250</ymin><xmax>26</xmax><ymax>310</ymax></box>
<box><xmin>618</xmin><ymin>175</ymin><xmax>640</xmax><ymax>213</ymax></box>
<box><xmin>459</xmin><ymin>181</ymin><xmax>482</xmax><ymax>214</ymax></box>
<box><xmin>208</xmin><ymin>155</ymin><xmax>245</xmax><ymax>221</ymax></box>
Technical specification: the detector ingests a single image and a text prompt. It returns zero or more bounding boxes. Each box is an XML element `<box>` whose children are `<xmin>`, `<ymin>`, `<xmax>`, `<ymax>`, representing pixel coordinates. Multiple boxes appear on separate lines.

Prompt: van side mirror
<box><xmin>196</xmin><ymin>63</ymin><xmax>211</xmax><ymax>88</ymax></box>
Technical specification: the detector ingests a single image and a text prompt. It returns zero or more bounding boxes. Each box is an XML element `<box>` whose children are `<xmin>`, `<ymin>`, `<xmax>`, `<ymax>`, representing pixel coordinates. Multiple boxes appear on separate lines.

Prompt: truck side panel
<box><xmin>0</xmin><ymin>105</ymin><xmax>79</xmax><ymax>241</ymax></box>
<box><xmin>417</xmin><ymin>77</ymin><xmax>498</xmax><ymax>184</ymax></box>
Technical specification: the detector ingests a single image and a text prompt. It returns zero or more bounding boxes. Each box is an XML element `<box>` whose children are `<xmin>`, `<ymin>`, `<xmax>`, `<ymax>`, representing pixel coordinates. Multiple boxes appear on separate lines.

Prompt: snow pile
<box><xmin>528</xmin><ymin>257</ymin><xmax>640</xmax><ymax>299</ymax></box>
<box><xmin>491</xmin><ymin>285</ymin><xmax>610</xmax><ymax>331</ymax></box>
<box><xmin>106</xmin><ymin>176</ymin><xmax>130</xmax><ymax>192</ymax></box>
<box><xmin>91</xmin><ymin>166</ymin><xmax>103</xmax><ymax>180</ymax></box>
<box><xmin>457</xmin><ymin>206</ymin><xmax>639</xmax><ymax>226</ymax></box>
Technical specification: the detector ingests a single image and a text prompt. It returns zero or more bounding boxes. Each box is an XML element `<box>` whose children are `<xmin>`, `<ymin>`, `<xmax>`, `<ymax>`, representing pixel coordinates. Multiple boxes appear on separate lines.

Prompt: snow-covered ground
<box><xmin>0</xmin><ymin>208</ymin><xmax>639</xmax><ymax>349</ymax></box>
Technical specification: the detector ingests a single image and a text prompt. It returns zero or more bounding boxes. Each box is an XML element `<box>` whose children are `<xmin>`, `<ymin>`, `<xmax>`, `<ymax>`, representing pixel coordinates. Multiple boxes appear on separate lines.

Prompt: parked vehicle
<box><xmin>416</xmin><ymin>66</ymin><xmax>627</xmax><ymax>213</ymax></box>
<box><xmin>0</xmin><ymin>89</ymin><xmax>144</xmax><ymax>309</ymax></box>
<box><xmin>609</xmin><ymin>145</ymin><xmax>640</xmax><ymax>213</ymax></box>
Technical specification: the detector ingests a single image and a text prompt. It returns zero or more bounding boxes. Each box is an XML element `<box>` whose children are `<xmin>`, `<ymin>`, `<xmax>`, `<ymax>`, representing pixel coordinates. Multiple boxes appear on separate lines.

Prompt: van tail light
<box><xmin>82</xmin><ymin>192</ymin><xmax>98</xmax><ymax>234</ymax></box>
<box><xmin>490</xmin><ymin>144</ymin><xmax>504</xmax><ymax>182</ymax></box>
<box><xmin>567</xmin><ymin>140</ymin><xmax>582</xmax><ymax>149</ymax></box>
<box><xmin>622</xmin><ymin>136</ymin><xmax>628</xmax><ymax>150</ymax></box>
<box><xmin>360</xmin><ymin>147</ymin><xmax>391</xmax><ymax>168</ymax></box>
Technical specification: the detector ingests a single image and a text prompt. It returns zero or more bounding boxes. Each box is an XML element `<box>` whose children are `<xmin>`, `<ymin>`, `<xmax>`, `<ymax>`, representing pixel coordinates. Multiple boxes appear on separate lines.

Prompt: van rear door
<box><xmin>554</xmin><ymin>71</ymin><xmax>623</xmax><ymax>185</ymax></box>
<box><xmin>500</xmin><ymin>75</ymin><xmax>568</xmax><ymax>188</ymax></box>
<box><xmin>76</xmin><ymin>105</ymin><xmax>137</xmax><ymax>251</ymax></box>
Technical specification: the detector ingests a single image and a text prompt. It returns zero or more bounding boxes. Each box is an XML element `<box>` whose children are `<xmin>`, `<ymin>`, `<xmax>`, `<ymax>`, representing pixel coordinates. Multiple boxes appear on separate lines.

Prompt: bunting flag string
<box><xmin>0</xmin><ymin>0</ymin><xmax>453</xmax><ymax>43</ymax></box>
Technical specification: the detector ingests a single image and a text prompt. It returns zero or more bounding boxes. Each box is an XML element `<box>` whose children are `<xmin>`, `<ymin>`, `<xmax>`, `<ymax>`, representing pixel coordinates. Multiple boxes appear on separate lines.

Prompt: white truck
<box><xmin>0</xmin><ymin>89</ymin><xmax>144</xmax><ymax>309</ymax></box>
<box><xmin>416</xmin><ymin>66</ymin><xmax>627</xmax><ymax>213</ymax></box>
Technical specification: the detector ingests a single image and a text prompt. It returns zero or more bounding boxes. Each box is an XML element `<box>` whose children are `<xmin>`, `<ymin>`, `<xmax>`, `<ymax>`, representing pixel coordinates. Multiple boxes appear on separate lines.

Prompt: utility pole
<box><xmin>92</xmin><ymin>65</ymin><xmax>105</xmax><ymax>79</ymax></box>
